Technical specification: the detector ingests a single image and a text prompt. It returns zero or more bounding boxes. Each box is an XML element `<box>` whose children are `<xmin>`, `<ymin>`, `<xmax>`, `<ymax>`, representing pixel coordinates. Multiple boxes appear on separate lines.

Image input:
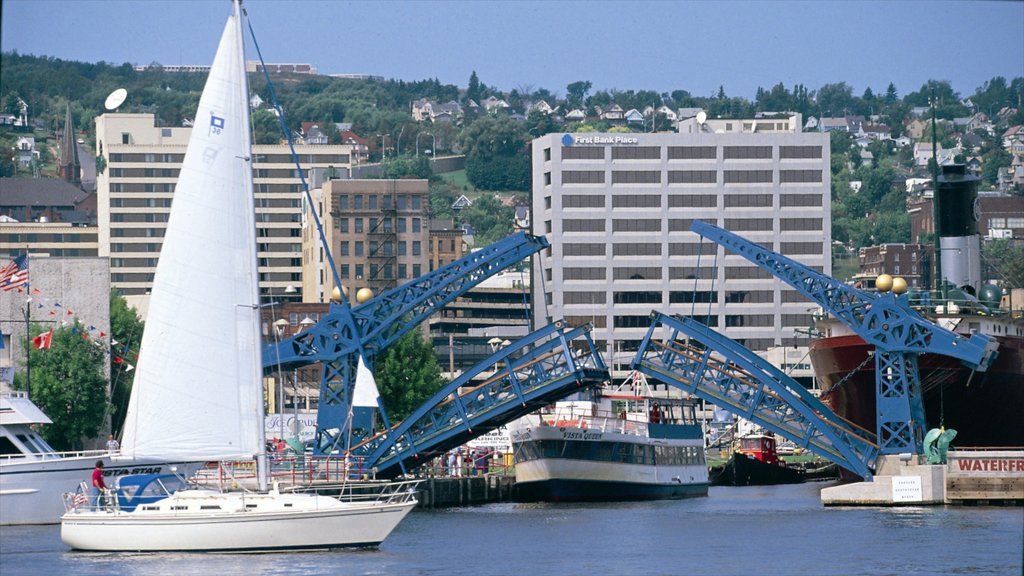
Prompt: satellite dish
<box><xmin>695</xmin><ymin>110</ymin><xmax>707</xmax><ymax>124</ymax></box>
<box><xmin>104</xmin><ymin>88</ymin><xmax>128</xmax><ymax>111</ymax></box>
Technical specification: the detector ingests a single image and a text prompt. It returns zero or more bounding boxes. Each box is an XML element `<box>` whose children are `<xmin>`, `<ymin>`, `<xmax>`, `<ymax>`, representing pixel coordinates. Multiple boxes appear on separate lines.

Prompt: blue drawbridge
<box><xmin>352</xmin><ymin>321</ymin><xmax>608</xmax><ymax>478</ymax></box>
<box><xmin>263</xmin><ymin>232</ymin><xmax>609</xmax><ymax>474</ymax></box>
<box><xmin>630</xmin><ymin>221</ymin><xmax>997</xmax><ymax>479</ymax></box>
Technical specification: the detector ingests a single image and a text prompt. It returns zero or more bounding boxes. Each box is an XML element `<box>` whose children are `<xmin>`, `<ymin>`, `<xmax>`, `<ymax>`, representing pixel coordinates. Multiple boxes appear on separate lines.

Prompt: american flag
<box><xmin>0</xmin><ymin>255</ymin><xmax>28</xmax><ymax>292</ymax></box>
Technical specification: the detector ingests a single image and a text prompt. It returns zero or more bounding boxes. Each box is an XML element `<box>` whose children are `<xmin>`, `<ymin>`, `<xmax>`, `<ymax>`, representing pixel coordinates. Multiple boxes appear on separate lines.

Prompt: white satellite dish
<box><xmin>104</xmin><ymin>88</ymin><xmax>128</xmax><ymax>111</ymax></box>
<box><xmin>695</xmin><ymin>110</ymin><xmax>707</xmax><ymax>124</ymax></box>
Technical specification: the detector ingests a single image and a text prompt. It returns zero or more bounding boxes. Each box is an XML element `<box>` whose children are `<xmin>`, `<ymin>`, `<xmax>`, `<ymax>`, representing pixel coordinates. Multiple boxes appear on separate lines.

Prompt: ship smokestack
<box><xmin>936</xmin><ymin>164</ymin><xmax>981</xmax><ymax>295</ymax></box>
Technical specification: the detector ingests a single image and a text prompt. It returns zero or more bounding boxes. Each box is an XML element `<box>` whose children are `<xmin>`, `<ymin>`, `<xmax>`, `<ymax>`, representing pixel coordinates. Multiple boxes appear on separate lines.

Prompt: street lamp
<box><xmin>273</xmin><ymin>318</ymin><xmax>289</xmax><ymax>441</ymax></box>
<box><xmin>416</xmin><ymin>132</ymin><xmax>435</xmax><ymax>157</ymax></box>
<box><xmin>396</xmin><ymin>125</ymin><xmax>406</xmax><ymax>156</ymax></box>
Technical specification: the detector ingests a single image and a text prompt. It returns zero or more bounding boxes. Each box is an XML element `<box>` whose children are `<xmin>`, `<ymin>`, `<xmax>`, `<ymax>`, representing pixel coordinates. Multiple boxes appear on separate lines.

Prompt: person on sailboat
<box><xmin>105</xmin><ymin>435</ymin><xmax>120</xmax><ymax>453</ymax></box>
<box><xmin>90</xmin><ymin>461</ymin><xmax>107</xmax><ymax>511</ymax></box>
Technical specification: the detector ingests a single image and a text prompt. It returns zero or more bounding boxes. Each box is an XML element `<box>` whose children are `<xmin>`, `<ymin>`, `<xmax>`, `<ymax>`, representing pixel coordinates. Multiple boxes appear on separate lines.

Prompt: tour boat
<box><xmin>0</xmin><ymin>390</ymin><xmax>199</xmax><ymax>525</ymax></box>
<box><xmin>60</xmin><ymin>1</ymin><xmax>418</xmax><ymax>552</ymax></box>
<box><xmin>509</xmin><ymin>374</ymin><xmax>708</xmax><ymax>501</ymax></box>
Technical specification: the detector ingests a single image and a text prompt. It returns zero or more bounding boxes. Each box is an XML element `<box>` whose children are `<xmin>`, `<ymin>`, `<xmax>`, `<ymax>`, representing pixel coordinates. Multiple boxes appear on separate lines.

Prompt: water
<box><xmin>2</xmin><ymin>483</ymin><xmax>1020</xmax><ymax>576</ymax></box>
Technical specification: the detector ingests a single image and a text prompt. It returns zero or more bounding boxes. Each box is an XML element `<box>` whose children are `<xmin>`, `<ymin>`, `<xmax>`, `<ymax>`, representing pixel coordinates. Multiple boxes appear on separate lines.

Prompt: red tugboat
<box><xmin>709</xmin><ymin>432</ymin><xmax>838</xmax><ymax>486</ymax></box>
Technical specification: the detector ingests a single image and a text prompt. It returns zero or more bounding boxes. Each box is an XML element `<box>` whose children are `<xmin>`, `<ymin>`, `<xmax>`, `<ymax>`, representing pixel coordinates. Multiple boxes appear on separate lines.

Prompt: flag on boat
<box><xmin>33</xmin><ymin>329</ymin><xmax>53</xmax><ymax>350</ymax></box>
<box><xmin>0</xmin><ymin>255</ymin><xmax>28</xmax><ymax>292</ymax></box>
<box><xmin>352</xmin><ymin>355</ymin><xmax>380</xmax><ymax>407</ymax></box>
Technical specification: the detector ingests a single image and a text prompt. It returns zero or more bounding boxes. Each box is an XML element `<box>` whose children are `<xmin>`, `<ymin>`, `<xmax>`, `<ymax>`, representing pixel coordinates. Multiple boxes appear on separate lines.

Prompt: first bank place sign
<box><xmin>562</xmin><ymin>134</ymin><xmax>639</xmax><ymax>146</ymax></box>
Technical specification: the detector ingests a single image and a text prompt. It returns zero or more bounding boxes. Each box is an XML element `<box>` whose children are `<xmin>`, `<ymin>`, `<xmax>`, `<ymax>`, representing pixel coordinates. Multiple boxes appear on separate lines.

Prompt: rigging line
<box><xmin>244</xmin><ymin>17</ymin><xmax>353</xmax><ymax>319</ymax></box>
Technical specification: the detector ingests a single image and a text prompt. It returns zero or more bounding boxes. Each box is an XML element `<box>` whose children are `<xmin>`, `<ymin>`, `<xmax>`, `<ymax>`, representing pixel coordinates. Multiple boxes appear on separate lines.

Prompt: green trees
<box><xmin>20</xmin><ymin>323</ymin><xmax>109</xmax><ymax>451</ymax></box>
<box><xmin>374</xmin><ymin>330</ymin><xmax>447</xmax><ymax>423</ymax></box>
<box><xmin>460</xmin><ymin>115</ymin><xmax>530</xmax><ymax>191</ymax></box>
<box><xmin>109</xmin><ymin>290</ymin><xmax>144</xmax><ymax>438</ymax></box>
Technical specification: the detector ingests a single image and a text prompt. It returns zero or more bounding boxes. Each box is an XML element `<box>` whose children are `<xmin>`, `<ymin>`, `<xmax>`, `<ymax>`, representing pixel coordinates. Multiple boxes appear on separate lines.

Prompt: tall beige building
<box><xmin>301</xmin><ymin>179</ymin><xmax>431</xmax><ymax>304</ymax></box>
<box><xmin>532</xmin><ymin>113</ymin><xmax>831</xmax><ymax>367</ymax></box>
<box><xmin>95</xmin><ymin>113</ymin><xmax>356</xmax><ymax>304</ymax></box>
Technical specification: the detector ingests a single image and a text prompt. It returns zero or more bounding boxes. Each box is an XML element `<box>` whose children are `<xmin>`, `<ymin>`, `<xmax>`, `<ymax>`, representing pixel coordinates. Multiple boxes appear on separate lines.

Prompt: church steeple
<box><xmin>58</xmin><ymin>103</ymin><xmax>81</xmax><ymax>185</ymax></box>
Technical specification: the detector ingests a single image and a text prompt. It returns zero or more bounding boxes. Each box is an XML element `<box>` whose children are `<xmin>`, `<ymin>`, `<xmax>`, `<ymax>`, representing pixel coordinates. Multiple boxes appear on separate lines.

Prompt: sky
<box><xmin>3</xmin><ymin>0</ymin><xmax>1022</xmax><ymax>101</ymax></box>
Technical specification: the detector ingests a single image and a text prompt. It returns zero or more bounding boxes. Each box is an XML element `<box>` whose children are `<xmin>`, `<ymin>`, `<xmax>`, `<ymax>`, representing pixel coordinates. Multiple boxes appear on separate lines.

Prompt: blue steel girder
<box><xmin>690</xmin><ymin>220</ymin><xmax>997</xmax><ymax>455</ymax></box>
<box><xmin>260</xmin><ymin>232</ymin><xmax>549</xmax><ymax>455</ymax></box>
<box><xmin>690</xmin><ymin>221</ymin><xmax>997</xmax><ymax>367</ymax></box>
<box><xmin>351</xmin><ymin>321</ymin><xmax>610</xmax><ymax>478</ymax></box>
<box><xmin>632</xmin><ymin>313</ymin><xmax>879</xmax><ymax>478</ymax></box>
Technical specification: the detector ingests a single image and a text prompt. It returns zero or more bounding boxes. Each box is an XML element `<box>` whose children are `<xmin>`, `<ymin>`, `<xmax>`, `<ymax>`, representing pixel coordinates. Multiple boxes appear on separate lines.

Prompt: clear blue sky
<box><xmin>3</xmin><ymin>0</ymin><xmax>1022</xmax><ymax>100</ymax></box>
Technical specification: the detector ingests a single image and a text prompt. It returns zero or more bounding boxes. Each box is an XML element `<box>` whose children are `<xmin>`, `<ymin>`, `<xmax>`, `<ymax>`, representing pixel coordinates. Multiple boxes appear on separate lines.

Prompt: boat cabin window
<box><xmin>0</xmin><ymin>436</ymin><xmax>21</xmax><ymax>456</ymax></box>
<box><xmin>16</xmin><ymin>433</ymin><xmax>50</xmax><ymax>455</ymax></box>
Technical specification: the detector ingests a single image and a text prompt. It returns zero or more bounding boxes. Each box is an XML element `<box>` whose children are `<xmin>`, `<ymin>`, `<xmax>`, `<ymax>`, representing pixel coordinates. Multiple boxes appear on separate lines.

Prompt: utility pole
<box><xmin>930</xmin><ymin>89</ymin><xmax>943</xmax><ymax>300</ymax></box>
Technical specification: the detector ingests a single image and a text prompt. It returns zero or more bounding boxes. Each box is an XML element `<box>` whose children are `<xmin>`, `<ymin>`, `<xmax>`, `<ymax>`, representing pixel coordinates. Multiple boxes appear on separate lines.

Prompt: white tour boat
<box><xmin>1</xmin><ymin>390</ymin><xmax>200</xmax><ymax>525</ymax></box>
<box><xmin>509</xmin><ymin>374</ymin><xmax>709</xmax><ymax>501</ymax></box>
<box><xmin>60</xmin><ymin>0</ymin><xmax>418</xmax><ymax>552</ymax></box>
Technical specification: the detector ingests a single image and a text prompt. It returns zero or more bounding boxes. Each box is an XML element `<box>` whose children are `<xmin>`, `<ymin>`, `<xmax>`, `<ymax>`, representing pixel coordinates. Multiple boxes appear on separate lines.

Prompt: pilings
<box><xmin>416</xmin><ymin>475</ymin><xmax>516</xmax><ymax>508</ymax></box>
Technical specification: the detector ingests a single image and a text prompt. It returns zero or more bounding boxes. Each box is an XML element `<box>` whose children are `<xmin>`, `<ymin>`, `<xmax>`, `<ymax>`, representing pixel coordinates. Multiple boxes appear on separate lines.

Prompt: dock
<box><xmin>821</xmin><ymin>449</ymin><xmax>1023</xmax><ymax>506</ymax></box>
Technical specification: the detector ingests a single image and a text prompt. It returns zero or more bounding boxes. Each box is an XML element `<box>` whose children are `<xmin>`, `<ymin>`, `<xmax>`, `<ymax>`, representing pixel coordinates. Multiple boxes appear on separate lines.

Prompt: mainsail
<box><xmin>121</xmin><ymin>4</ymin><xmax>263</xmax><ymax>461</ymax></box>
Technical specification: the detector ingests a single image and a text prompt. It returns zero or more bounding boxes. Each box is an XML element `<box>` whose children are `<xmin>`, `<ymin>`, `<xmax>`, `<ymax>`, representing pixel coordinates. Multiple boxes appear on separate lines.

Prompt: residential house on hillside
<box><xmin>904</xmin><ymin>118</ymin><xmax>928</xmax><ymax>140</ymax></box>
<box><xmin>600</xmin><ymin>104</ymin><xmax>624</xmax><ymax>122</ymax></box>
<box><xmin>861</xmin><ymin>123</ymin><xmax>891</xmax><ymax>141</ymax></box>
<box><xmin>15</xmin><ymin>137</ymin><xmax>36</xmax><ymax>167</ymax></box>
<box><xmin>527</xmin><ymin>100</ymin><xmax>554</xmax><ymax>114</ymax></box>
<box><xmin>411</xmin><ymin>99</ymin><xmax>464</xmax><ymax>123</ymax></box>
<box><xmin>564</xmin><ymin>109</ymin><xmax>586</xmax><ymax>122</ymax></box>
<box><xmin>953</xmin><ymin>112</ymin><xmax>992</xmax><ymax>134</ymax></box>
<box><xmin>481</xmin><ymin>96</ymin><xmax>510</xmax><ymax>113</ymax></box>
<box><xmin>624</xmin><ymin>109</ymin><xmax>644</xmax><ymax>125</ymax></box>
<box><xmin>339</xmin><ymin>130</ymin><xmax>369</xmax><ymax>164</ymax></box>
<box><xmin>300</xmin><ymin>122</ymin><xmax>328</xmax><ymax>145</ymax></box>
<box><xmin>818</xmin><ymin>117</ymin><xmax>849</xmax><ymax>132</ymax></box>
<box><xmin>1003</xmin><ymin>125</ymin><xmax>1024</xmax><ymax>155</ymax></box>
<box><xmin>913</xmin><ymin>142</ymin><xmax>959</xmax><ymax>167</ymax></box>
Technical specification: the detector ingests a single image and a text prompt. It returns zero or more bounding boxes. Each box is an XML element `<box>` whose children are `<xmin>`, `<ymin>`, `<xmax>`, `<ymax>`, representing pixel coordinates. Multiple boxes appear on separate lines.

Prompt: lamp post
<box><xmin>273</xmin><ymin>318</ymin><xmax>289</xmax><ymax>441</ymax></box>
<box><xmin>396</xmin><ymin>125</ymin><xmax>406</xmax><ymax>156</ymax></box>
<box><xmin>416</xmin><ymin>132</ymin><xmax>435</xmax><ymax>157</ymax></box>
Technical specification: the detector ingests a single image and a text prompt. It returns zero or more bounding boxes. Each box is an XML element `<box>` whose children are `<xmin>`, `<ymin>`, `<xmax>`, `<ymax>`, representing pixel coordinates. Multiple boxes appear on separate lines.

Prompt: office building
<box><xmin>531</xmin><ymin>113</ymin><xmax>831</xmax><ymax>369</ymax></box>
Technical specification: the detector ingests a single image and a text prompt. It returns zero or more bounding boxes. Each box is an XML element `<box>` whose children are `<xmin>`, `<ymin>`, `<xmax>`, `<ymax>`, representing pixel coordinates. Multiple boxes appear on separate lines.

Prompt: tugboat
<box><xmin>709</xmin><ymin>429</ymin><xmax>838</xmax><ymax>486</ymax></box>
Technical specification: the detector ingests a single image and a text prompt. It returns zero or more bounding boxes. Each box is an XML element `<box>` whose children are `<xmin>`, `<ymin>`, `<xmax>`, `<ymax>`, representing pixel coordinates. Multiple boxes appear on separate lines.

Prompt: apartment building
<box><xmin>531</xmin><ymin>113</ymin><xmax>831</xmax><ymax>366</ymax></box>
<box><xmin>95</xmin><ymin>113</ymin><xmax>356</xmax><ymax>302</ymax></box>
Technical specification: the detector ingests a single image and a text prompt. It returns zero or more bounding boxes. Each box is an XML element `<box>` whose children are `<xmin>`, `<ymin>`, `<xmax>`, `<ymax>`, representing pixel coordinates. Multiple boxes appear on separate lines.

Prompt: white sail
<box><xmin>352</xmin><ymin>355</ymin><xmax>381</xmax><ymax>407</ymax></box>
<box><xmin>121</xmin><ymin>4</ymin><xmax>262</xmax><ymax>461</ymax></box>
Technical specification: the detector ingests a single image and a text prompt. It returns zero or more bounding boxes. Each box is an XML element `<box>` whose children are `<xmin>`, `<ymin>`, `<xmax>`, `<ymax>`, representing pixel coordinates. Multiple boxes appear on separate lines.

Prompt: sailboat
<box><xmin>60</xmin><ymin>0</ymin><xmax>419</xmax><ymax>552</ymax></box>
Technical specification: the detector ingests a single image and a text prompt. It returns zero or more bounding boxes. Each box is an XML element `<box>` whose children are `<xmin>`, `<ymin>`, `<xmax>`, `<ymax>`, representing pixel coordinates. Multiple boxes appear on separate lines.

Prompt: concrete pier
<box><xmin>821</xmin><ymin>450</ymin><xmax>1023</xmax><ymax>506</ymax></box>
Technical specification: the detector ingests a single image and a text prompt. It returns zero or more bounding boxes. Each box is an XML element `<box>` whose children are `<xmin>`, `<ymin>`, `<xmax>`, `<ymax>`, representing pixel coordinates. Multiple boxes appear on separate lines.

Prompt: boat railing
<box><xmin>194</xmin><ymin>454</ymin><xmax>382</xmax><ymax>490</ymax></box>
<box><xmin>1</xmin><ymin>448</ymin><xmax>110</xmax><ymax>462</ymax></box>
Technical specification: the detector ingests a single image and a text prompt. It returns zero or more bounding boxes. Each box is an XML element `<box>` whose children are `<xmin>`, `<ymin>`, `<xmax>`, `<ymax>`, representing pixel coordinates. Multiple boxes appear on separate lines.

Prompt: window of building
<box><xmin>612</xmin><ymin>243</ymin><xmax>662</xmax><ymax>256</ymax></box>
<box><xmin>355</xmin><ymin>241</ymin><xmax>364</xmax><ymax>256</ymax></box>
<box><xmin>724</xmin><ymin>146</ymin><xmax>772</xmax><ymax>159</ymax></box>
<box><xmin>723</xmin><ymin>170</ymin><xmax>772</xmax><ymax>184</ymax></box>
<box><xmin>562</xmin><ymin>147</ymin><xmax>604</xmax><ymax>160</ymax></box>
<box><xmin>354</xmin><ymin>218</ymin><xmax>364</xmax><ymax>233</ymax></box>
<box><xmin>779</xmin><ymin>146</ymin><xmax>822</xmax><ymax>159</ymax></box>
<box><xmin>339</xmin><ymin>219</ymin><xmax>348</xmax><ymax>233</ymax></box>
<box><xmin>724</xmin><ymin>194</ymin><xmax>773</xmax><ymax>208</ymax></box>
<box><xmin>562</xmin><ymin>170</ymin><xmax>605</xmax><ymax>184</ymax></box>
<box><xmin>668</xmin><ymin>170</ymin><xmax>717</xmax><ymax>184</ymax></box>
<box><xmin>667</xmin><ymin>146</ymin><xmax>716</xmax><ymax>160</ymax></box>
<box><xmin>724</xmin><ymin>218</ymin><xmax>772</xmax><ymax>231</ymax></box>
<box><xmin>340</xmin><ymin>242</ymin><xmax>349</xmax><ymax>256</ymax></box>
<box><xmin>611</xmin><ymin>170</ymin><xmax>660</xmax><ymax>185</ymax></box>
<box><xmin>368</xmin><ymin>195</ymin><xmax>378</xmax><ymax>210</ymax></box>
<box><xmin>668</xmin><ymin>194</ymin><xmax>716</xmax><ymax>208</ymax></box>
<box><xmin>613</xmin><ymin>219</ymin><xmax>661</xmax><ymax>232</ymax></box>
<box><xmin>412</xmin><ymin>241</ymin><xmax>421</xmax><ymax>256</ymax></box>
<box><xmin>354</xmin><ymin>195</ymin><xmax>363</xmax><ymax>209</ymax></box>
<box><xmin>780</xmin><ymin>193</ymin><xmax>822</xmax><ymax>207</ymax></box>
<box><xmin>563</xmin><ymin>243</ymin><xmax>606</xmax><ymax>256</ymax></box>
<box><xmin>563</xmin><ymin>267</ymin><xmax>607</xmax><ymax>280</ymax></box>
<box><xmin>563</xmin><ymin>291</ymin><xmax>607</xmax><ymax>304</ymax></box>
<box><xmin>563</xmin><ymin>219</ymin><xmax>606</xmax><ymax>232</ymax></box>
<box><xmin>613</xmin><ymin>291</ymin><xmax>661</xmax><ymax>304</ymax></box>
<box><xmin>780</xmin><ymin>170</ymin><xmax>823</xmax><ymax>183</ymax></box>
<box><xmin>612</xmin><ymin>195</ymin><xmax>660</xmax><ymax>208</ymax></box>
<box><xmin>412</xmin><ymin>218</ymin><xmax>421</xmax><ymax>233</ymax></box>
<box><xmin>613</xmin><ymin>267</ymin><xmax>661</xmax><ymax>280</ymax></box>
<box><xmin>611</xmin><ymin>146</ymin><xmax>660</xmax><ymax>160</ymax></box>
<box><xmin>563</xmin><ymin>195</ymin><xmax>606</xmax><ymax>208</ymax></box>
<box><xmin>780</xmin><ymin>218</ymin><xmax>823</xmax><ymax>231</ymax></box>
<box><xmin>668</xmin><ymin>290</ymin><xmax>718</xmax><ymax>303</ymax></box>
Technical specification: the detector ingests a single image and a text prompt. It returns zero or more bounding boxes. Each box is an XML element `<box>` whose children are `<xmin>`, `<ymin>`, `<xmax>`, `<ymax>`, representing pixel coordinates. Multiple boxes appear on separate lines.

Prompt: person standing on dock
<box><xmin>90</xmin><ymin>461</ymin><xmax>107</xmax><ymax>510</ymax></box>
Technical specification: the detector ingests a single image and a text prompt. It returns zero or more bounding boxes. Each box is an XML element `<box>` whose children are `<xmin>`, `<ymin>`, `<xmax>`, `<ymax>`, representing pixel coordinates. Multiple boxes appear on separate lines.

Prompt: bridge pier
<box><xmin>416</xmin><ymin>475</ymin><xmax>516</xmax><ymax>508</ymax></box>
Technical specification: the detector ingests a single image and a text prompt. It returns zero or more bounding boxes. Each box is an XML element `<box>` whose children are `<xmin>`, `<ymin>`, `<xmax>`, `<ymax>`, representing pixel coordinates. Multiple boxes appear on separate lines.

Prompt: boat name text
<box><xmin>561</xmin><ymin>431</ymin><xmax>603</xmax><ymax>441</ymax></box>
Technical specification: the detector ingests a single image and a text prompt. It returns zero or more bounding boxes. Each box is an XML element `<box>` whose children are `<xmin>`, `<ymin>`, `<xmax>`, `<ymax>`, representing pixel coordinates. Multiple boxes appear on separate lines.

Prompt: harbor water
<box><xmin>1</xmin><ymin>483</ymin><xmax>1020</xmax><ymax>576</ymax></box>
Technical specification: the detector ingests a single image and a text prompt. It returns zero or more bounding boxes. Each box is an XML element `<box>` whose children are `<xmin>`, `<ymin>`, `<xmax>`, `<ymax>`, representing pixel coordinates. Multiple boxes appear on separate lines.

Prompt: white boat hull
<box><xmin>0</xmin><ymin>455</ymin><xmax>200</xmax><ymax>526</ymax></box>
<box><xmin>61</xmin><ymin>488</ymin><xmax>418</xmax><ymax>552</ymax></box>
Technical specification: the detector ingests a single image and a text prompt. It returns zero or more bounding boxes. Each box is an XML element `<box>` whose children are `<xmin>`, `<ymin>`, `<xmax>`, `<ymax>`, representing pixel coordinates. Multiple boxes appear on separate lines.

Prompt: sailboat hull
<box><xmin>60</xmin><ymin>489</ymin><xmax>418</xmax><ymax>552</ymax></box>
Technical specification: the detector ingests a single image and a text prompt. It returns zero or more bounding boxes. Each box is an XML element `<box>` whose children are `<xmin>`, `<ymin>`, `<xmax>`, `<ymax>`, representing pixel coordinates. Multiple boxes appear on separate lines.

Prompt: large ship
<box><xmin>509</xmin><ymin>376</ymin><xmax>709</xmax><ymax>502</ymax></box>
<box><xmin>810</xmin><ymin>165</ymin><xmax>1024</xmax><ymax>450</ymax></box>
